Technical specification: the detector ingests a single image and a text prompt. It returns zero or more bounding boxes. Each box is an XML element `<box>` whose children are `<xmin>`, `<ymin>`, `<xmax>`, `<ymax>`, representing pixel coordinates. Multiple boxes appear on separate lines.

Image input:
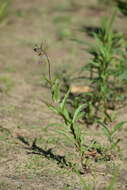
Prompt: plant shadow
<box><xmin>117</xmin><ymin>0</ymin><xmax>127</xmax><ymax>16</ymax></box>
<box><xmin>80</xmin><ymin>25</ymin><xmax>102</xmax><ymax>37</ymax></box>
<box><xmin>17</xmin><ymin>136</ymin><xmax>71</xmax><ymax>169</ymax></box>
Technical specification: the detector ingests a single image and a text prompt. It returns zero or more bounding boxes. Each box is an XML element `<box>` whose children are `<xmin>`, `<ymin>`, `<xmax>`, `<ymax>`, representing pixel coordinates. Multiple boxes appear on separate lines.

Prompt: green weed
<box><xmin>33</xmin><ymin>42</ymin><xmax>91</xmax><ymax>172</ymax></box>
<box><xmin>0</xmin><ymin>126</ymin><xmax>11</xmax><ymax>141</ymax></box>
<box><xmin>0</xmin><ymin>75</ymin><xmax>14</xmax><ymax>93</ymax></box>
<box><xmin>3</xmin><ymin>65</ymin><xmax>16</xmax><ymax>73</ymax></box>
<box><xmin>56</xmin><ymin>27</ymin><xmax>72</xmax><ymax>40</ymax></box>
<box><xmin>53</xmin><ymin>15</ymin><xmax>73</xmax><ymax>41</ymax></box>
<box><xmin>0</xmin><ymin>0</ymin><xmax>10</xmax><ymax>22</ymax></box>
<box><xmin>99</xmin><ymin>121</ymin><xmax>126</xmax><ymax>153</ymax></box>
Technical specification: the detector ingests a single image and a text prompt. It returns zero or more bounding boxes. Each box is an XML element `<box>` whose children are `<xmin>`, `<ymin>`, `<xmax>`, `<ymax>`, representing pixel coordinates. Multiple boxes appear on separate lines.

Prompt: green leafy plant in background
<box><xmin>99</xmin><ymin>121</ymin><xmax>126</xmax><ymax>154</ymax></box>
<box><xmin>0</xmin><ymin>0</ymin><xmax>10</xmax><ymax>22</ymax></box>
<box><xmin>78</xmin><ymin>11</ymin><xmax>127</xmax><ymax>124</ymax></box>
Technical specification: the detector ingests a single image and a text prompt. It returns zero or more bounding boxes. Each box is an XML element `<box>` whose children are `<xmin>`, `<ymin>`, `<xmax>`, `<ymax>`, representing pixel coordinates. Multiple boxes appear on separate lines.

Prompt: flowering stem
<box><xmin>45</xmin><ymin>52</ymin><xmax>51</xmax><ymax>81</ymax></box>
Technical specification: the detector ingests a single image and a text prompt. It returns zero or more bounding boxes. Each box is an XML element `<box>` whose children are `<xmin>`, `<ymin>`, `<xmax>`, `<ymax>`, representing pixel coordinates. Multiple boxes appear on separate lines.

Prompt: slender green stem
<box><xmin>45</xmin><ymin>52</ymin><xmax>52</xmax><ymax>81</ymax></box>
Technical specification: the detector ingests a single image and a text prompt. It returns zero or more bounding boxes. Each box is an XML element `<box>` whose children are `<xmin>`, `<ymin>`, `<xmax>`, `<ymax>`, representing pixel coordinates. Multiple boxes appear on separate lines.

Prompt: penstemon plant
<box><xmin>33</xmin><ymin>41</ymin><xmax>91</xmax><ymax>172</ymax></box>
<box><xmin>33</xmin><ymin>37</ymin><xmax>126</xmax><ymax>170</ymax></box>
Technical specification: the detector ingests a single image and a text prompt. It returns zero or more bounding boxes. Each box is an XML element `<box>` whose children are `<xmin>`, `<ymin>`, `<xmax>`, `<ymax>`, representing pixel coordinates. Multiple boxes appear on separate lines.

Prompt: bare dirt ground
<box><xmin>0</xmin><ymin>0</ymin><xmax>127</xmax><ymax>189</ymax></box>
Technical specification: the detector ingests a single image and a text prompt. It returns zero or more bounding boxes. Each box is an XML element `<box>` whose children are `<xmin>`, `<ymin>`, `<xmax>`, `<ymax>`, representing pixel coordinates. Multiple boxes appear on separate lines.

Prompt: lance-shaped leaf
<box><xmin>51</xmin><ymin>79</ymin><xmax>61</xmax><ymax>103</ymax></box>
<box><xmin>111</xmin><ymin>121</ymin><xmax>126</xmax><ymax>136</ymax></box>
<box><xmin>44</xmin><ymin>101</ymin><xmax>59</xmax><ymax>114</ymax></box>
<box><xmin>72</xmin><ymin>104</ymin><xmax>85</xmax><ymax>124</ymax></box>
<box><xmin>99</xmin><ymin>122</ymin><xmax>111</xmax><ymax>141</ymax></box>
<box><xmin>56</xmin><ymin>129</ymin><xmax>75</xmax><ymax>144</ymax></box>
<box><xmin>60</xmin><ymin>89</ymin><xmax>70</xmax><ymax>111</ymax></box>
<box><xmin>110</xmin><ymin>139</ymin><xmax>121</xmax><ymax>150</ymax></box>
<box><xmin>62</xmin><ymin>107</ymin><xmax>71</xmax><ymax>123</ymax></box>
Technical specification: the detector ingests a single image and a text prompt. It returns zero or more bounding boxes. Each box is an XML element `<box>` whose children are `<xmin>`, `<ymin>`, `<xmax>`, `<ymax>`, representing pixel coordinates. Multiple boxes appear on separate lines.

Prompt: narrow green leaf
<box><xmin>108</xmin><ymin>9</ymin><xmax>117</xmax><ymax>32</ymax></box>
<box><xmin>80</xmin><ymin>134</ymin><xmax>85</xmax><ymax>146</ymax></box>
<box><xmin>111</xmin><ymin>121</ymin><xmax>126</xmax><ymax>135</ymax></box>
<box><xmin>72</xmin><ymin>104</ymin><xmax>85</xmax><ymax>124</ymax></box>
<box><xmin>62</xmin><ymin>107</ymin><xmax>71</xmax><ymax>123</ymax></box>
<box><xmin>90</xmin><ymin>61</ymin><xmax>99</xmax><ymax>68</ymax></box>
<box><xmin>52</xmin><ymin>79</ymin><xmax>61</xmax><ymax>103</ymax></box>
<box><xmin>60</xmin><ymin>89</ymin><xmax>70</xmax><ymax>110</ymax></box>
<box><xmin>46</xmin><ymin>123</ymin><xmax>66</xmax><ymax>128</ymax></box>
<box><xmin>43</xmin><ymin>76</ymin><xmax>52</xmax><ymax>86</ymax></box>
<box><xmin>99</xmin><ymin>122</ymin><xmax>111</xmax><ymax>138</ymax></box>
<box><xmin>74</xmin><ymin>124</ymin><xmax>81</xmax><ymax>140</ymax></box>
<box><xmin>56</xmin><ymin>129</ymin><xmax>75</xmax><ymax>144</ymax></box>
<box><xmin>44</xmin><ymin>101</ymin><xmax>59</xmax><ymax>114</ymax></box>
<box><xmin>111</xmin><ymin>139</ymin><xmax>121</xmax><ymax>150</ymax></box>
